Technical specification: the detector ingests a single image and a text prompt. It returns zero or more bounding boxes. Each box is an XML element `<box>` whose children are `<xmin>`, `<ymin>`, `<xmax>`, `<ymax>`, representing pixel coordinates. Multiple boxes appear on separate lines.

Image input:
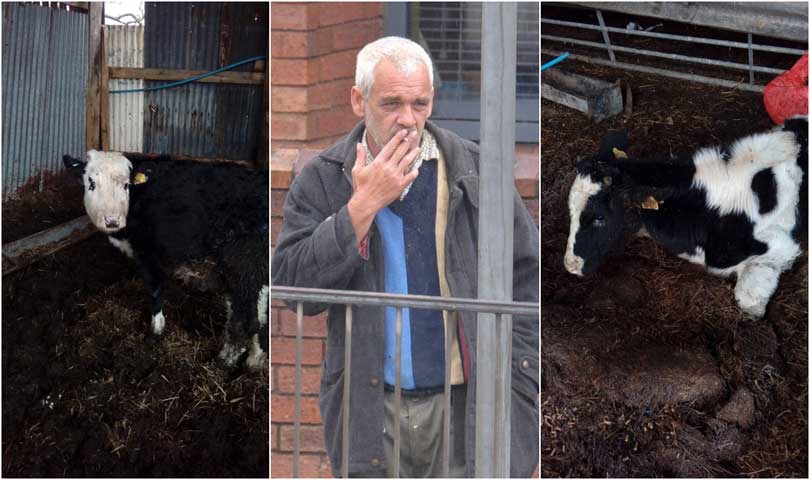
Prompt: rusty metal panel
<box><xmin>107</xmin><ymin>25</ymin><xmax>144</xmax><ymax>152</ymax></box>
<box><xmin>142</xmin><ymin>2</ymin><xmax>267</xmax><ymax>161</ymax></box>
<box><xmin>2</xmin><ymin>3</ymin><xmax>87</xmax><ymax>197</ymax></box>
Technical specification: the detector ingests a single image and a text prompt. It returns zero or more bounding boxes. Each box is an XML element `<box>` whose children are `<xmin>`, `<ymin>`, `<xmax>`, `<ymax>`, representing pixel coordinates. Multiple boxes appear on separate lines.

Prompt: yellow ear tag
<box><xmin>134</xmin><ymin>172</ymin><xmax>148</xmax><ymax>184</ymax></box>
<box><xmin>641</xmin><ymin>196</ymin><xmax>659</xmax><ymax>210</ymax></box>
<box><xmin>612</xmin><ymin>147</ymin><xmax>628</xmax><ymax>159</ymax></box>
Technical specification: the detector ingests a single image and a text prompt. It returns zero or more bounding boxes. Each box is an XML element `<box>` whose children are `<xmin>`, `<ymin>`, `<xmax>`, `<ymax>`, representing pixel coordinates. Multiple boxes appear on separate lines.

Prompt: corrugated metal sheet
<box><xmin>107</xmin><ymin>25</ymin><xmax>144</xmax><ymax>152</ymax></box>
<box><xmin>143</xmin><ymin>2</ymin><xmax>267</xmax><ymax>161</ymax></box>
<box><xmin>2</xmin><ymin>3</ymin><xmax>87</xmax><ymax>197</ymax></box>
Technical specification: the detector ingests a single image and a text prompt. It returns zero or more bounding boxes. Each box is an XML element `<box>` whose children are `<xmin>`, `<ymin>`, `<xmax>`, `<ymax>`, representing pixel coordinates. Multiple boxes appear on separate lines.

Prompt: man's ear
<box><xmin>596</xmin><ymin>131</ymin><xmax>630</xmax><ymax>162</ymax></box>
<box><xmin>62</xmin><ymin>154</ymin><xmax>86</xmax><ymax>178</ymax></box>
<box><xmin>350</xmin><ymin>85</ymin><xmax>365</xmax><ymax>118</ymax></box>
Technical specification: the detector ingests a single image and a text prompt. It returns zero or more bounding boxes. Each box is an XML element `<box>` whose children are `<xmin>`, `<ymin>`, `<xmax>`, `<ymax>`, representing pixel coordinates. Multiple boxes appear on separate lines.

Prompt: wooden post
<box><xmin>257</xmin><ymin>58</ymin><xmax>269</xmax><ymax>170</ymax></box>
<box><xmin>100</xmin><ymin>25</ymin><xmax>110</xmax><ymax>151</ymax></box>
<box><xmin>86</xmin><ymin>2</ymin><xmax>103</xmax><ymax>152</ymax></box>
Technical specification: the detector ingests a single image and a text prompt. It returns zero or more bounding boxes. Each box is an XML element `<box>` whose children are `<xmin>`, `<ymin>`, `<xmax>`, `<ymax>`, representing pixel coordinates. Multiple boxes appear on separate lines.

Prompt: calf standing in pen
<box><xmin>564</xmin><ymin>117</ymin><xmax>807</xmax><ymax>318</ymax></box>
<box><xmin>63</xmin><ymin>150</ymin><xmax>269</xmax><ymax>368</ymax></box>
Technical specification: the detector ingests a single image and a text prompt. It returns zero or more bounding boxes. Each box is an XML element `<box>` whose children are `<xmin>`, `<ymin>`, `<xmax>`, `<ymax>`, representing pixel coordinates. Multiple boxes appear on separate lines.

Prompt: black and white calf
<box><xmin>63</xmin><ymin>150</ymin><xmax>269</xmax><ymax>368</ymax></box>
<box><xmin>564</xmin><ymin>117</ymin><xmax>807</xmax><ymax>318</ymax></box>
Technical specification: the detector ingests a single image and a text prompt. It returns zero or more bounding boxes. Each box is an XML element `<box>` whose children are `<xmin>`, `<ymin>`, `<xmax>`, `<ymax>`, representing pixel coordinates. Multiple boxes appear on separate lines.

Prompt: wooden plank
<box><xmin>120</xmin><ymin>151</ymin><xmax>253</xmax><ymax>168</ymax></box>
<box><xmin>86</xmin><ymin>2</ymin><xmax>104</xmax><ymax>151</ymax></box>
<box><xmin>108</xmin><ymin>67</ymin><xmax>264</xmax><ymax>85</ymax></box>
<box><xmin>100</xmin><ymin>26</ymin><xmax>111</xmax><ymax>151</ymax></box>
<box><xmin>2</xmin><ymin>216</ymin><xmax>98</xmax><ymax>276</ymax></box>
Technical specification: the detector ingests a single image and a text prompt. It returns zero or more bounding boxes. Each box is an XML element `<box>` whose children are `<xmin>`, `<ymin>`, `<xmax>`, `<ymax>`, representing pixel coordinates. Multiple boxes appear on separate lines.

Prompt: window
<box><xmin>386</xmin><ymin>2</ymin><xmax>539</xmax><ymax>142</ymax></box>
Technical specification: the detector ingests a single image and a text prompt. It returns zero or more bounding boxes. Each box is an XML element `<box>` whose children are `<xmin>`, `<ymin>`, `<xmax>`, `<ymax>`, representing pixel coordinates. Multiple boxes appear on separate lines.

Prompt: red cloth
<box><xmin>763</xmin><ymin>52</ymin><xmax>808</xmax><ymax>125</ymax></box>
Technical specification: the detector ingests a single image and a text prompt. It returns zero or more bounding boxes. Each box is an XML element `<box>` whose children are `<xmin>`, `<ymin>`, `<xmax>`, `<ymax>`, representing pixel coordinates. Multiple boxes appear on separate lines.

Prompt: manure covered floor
<box><xmin>541</xmin><ymin>62</ymin><xmax>807</xmax><ymax>477</ymax></box>
<box><xmin>2</xmin><ymin>188</ymin><xmax>269</xmax><ymax>477</ymax></box>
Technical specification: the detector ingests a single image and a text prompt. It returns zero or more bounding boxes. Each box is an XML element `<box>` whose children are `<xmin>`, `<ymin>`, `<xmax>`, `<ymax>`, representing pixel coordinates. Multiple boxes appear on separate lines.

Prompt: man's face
<box><xmin>351</xmin><ymin>59</ymin><xmax>434</xmax><ymax>155</ymax></box>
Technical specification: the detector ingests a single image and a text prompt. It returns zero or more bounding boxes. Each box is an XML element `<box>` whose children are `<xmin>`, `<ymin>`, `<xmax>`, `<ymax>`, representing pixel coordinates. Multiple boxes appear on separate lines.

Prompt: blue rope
<box><xmin>541</xmin><ymin>52</ymin><xmax>569</xmax><ymax>72</ymax></box>
<box><xmin>110</xmin><ymin>55</ymin><xmax>266</xmax><ymax>94</ymax></box>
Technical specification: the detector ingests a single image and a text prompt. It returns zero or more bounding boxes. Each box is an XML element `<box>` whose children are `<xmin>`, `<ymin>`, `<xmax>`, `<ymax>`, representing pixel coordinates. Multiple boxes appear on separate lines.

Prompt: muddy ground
<box><xmin>2</xmin><ymin>181</ymin><xmax>269</xmax><ymax>477</ymax></box>
<box><xmin>540</xmin><ymin>60</ymin><xmax>808</xmax><ymax>477</ymax></box>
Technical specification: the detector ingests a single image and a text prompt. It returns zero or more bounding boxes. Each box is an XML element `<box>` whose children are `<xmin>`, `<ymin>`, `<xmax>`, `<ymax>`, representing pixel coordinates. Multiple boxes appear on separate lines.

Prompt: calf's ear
<box><xmin>596</xmin><ymin>131</ymin><xmax>629</xmax><ymax>162</ymax></box>
<box><xmin>62</xmin><ymin>155</ymin><xmax>86</xmax><ymax>178</ymax></box>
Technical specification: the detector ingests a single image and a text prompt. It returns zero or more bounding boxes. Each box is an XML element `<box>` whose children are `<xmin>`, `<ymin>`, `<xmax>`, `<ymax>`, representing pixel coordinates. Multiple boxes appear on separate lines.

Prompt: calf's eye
<box><xmin>124</xmin><ymin>183</ymin><xmax>129</xmax><ymax>191</ymax></box>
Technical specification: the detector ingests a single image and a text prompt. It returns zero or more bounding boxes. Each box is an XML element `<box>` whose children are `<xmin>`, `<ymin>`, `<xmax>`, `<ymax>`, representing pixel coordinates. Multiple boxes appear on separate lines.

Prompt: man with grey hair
<box><xmin>272</xmin><ymin>36</ymin><xmax>538</xmax><ymax>478</ymax></box>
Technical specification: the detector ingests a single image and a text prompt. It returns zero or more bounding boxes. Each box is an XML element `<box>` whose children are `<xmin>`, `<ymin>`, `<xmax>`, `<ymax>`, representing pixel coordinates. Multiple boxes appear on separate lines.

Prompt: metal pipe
<box><xmin>541</xmin><ymin>34</ymin><xmax>785</xmax><ymax>75</ymax></box>
<box><xmin>747</xmin><ymin>33</ymin><xmax>755</xmax><ymax>85</ymax></box>
<box><xmin>478</xmin><ymin>2</ymin><xmax>516</xmax><ymax>477</ymax></box>
<box><xmin>442</xmin><ymin>311</ymin><xmax>452</xmax><ymax>477</ymax></box>
<box><xmin>595</xmin><ymin>10</ymin><xmax>615</xmax><ymax>63</ymax></box>
<box><xmin>272</xmin><ymin>287</ymin><xmax>538</xmax><ymax>317</ymax></box>
<box><xmin>293</xmin><ymin>302</ymin><xmax>303</xmax><ymax>478</ymax></box>
<box><xmin>341</xmin><ymin>305</ymin><xmax>353</xmax><ymax>478</ymax></box>
<box><xmin>540</xmin><ymin>17</ymin><xmax>806</xmax><ymax>55</ymax></box>
<box><xmin>542</xmin><ymin>48</ymin><xmax>766</xmax><ymax>93</ymax></box>
<box><xmin>393</xmin><ymin>307</ymin><xmax>402</xmax><ymax>478</ymax></box>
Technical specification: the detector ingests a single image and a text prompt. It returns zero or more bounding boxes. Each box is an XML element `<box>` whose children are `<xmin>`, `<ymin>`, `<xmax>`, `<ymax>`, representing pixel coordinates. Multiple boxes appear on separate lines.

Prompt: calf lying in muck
<box><xmin>564</xmin><ymin>117</ymin><xmax>808</xmax><ymax>318</ymax></box>
<box><xmin>63</xmin><ymin>150</ymin><xmax>269</xmax><ymax>369</ymax></box>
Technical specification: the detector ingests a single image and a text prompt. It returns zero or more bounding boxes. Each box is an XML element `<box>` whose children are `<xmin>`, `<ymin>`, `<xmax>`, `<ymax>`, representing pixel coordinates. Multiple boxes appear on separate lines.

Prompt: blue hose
<box><xmin>541</xmin><ymin>52</ymin><xmax>569</xmax><ymax>72</ymax></box>
<box><xmin>110</xmin><ymin>55</ymin><xmax>266</xmax><ymax>94</ymax></box>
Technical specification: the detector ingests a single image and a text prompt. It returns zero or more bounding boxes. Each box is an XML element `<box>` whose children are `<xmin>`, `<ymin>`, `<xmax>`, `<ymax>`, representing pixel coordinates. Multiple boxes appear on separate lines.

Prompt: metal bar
<box><xmin>747</xmin><ymin>33</ymin><xmax>755</xmax><ymax>85</ymax></box>
<box><xmin>540</xmin><ymin>17</ymin><xmax>806</xmax><ymax>55</ymax></box>
<box><xmin>595</xmin><ymin>10</ymin><xmax>615</xmax><ymax>63</ymax></box>
<box><xmin>494</xmin><ymin>313</ymin><xmax>512</xmax><ymax>477</ymax></box>
<box><xmin>541</xmin><ymin>34</ymin><xmax>786</xmax><ymax>75</ymax></box>
<box><xmin>293</xmin><ymin>302</ymin><xmax>303</xmax><ymax>478</ymax></box>
<box><xmin>542</xmin><ymin>48</ymin><xmax>766</xmax><ymax>93</ymax></box>
<box><xmin>341</xmin><ymin>305</ymin><xmax>353</xmax><ymax>478</ymax></box>
<box><xmin>393</xmin><ymin>307</ymin><xmax>402</xmax><ymax>478</ymax></box>
<box><xmin>442</xmin><ymin>311</ymin><xmax>452</xmax><ymax>477</ymax></box>
<box><xmin>272</xmin><ymin>287</ymin><xmax>538</xmax><ymax>317</ymax></box>
<box><xmin>477</xmin><ymin>3</ymin><xmax>516</xmax><ymax>477</ymax></box>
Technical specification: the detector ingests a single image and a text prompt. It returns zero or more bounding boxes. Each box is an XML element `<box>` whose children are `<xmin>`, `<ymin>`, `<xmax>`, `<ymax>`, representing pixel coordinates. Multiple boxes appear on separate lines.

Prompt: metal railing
<box><xmin>541</xmin><ymin>7</ymin><xmax>806</xmax><ymax>93</ymax></box>
<box><xmin>272</xmin><ymin>286</ymin><xmax>539</xmax><ymax>478</ymax></box>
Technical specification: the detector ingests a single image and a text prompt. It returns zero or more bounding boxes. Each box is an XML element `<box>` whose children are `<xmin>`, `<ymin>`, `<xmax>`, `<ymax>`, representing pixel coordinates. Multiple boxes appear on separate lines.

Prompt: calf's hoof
<box><xmin>735</xmin><ymin>292</ymin><xmax>766</xmax><ymax>320</ymax></box>
<box><xmin>151</xmin><ymin>312</ymin><xmax>166</xmax><ymax>335</ymax></box>
<box><xmin>219</xmin><ymin>342</ymin><xmax>246</xmax><ymax>368</ymax></box>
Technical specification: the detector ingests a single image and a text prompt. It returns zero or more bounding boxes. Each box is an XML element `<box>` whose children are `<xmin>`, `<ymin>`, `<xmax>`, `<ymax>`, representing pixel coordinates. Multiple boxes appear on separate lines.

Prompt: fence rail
<box><xmin>272</xmin><ymin>286</ymin><xmax>539</xmax><ymax>478</ymax></box>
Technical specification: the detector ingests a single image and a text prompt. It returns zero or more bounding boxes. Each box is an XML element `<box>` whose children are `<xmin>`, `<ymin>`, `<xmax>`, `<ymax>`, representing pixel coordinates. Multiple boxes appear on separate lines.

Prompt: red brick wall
<box><xmin>270</xmin><ymin>147</ymin><xmax>538</xmax><ymax>478</ymax></box>
<box><xmin>271</xmin><ymin>2</ymin><xmax>384</xmax><ymax>150</ymax></box>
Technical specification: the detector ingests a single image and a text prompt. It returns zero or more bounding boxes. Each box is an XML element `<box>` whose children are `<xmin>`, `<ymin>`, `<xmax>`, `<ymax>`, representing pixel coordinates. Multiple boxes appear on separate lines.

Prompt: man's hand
<box><xmin>347</xmin><ymin>129</ymin><xmax>420</xmax><ymax>243</ymax></box>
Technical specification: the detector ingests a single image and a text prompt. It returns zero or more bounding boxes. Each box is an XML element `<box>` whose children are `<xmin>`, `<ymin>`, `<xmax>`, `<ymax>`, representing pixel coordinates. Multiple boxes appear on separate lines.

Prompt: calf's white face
<box><xmin>78</xmin><ymin>150</ymin><xmax>132</xmax><ymax>234</ymax></box>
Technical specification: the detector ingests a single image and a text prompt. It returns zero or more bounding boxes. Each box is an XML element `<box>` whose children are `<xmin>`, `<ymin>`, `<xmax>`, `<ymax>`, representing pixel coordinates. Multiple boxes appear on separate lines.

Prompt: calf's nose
<box><xmin>564</xmin><ymin>254</ymin><xmax>584</xmax><ymax>276</ymax></box>
<box><xmin>105</xmin><ymin>218</ymin><xmax>120</xmax><ymax>229</ymax></box>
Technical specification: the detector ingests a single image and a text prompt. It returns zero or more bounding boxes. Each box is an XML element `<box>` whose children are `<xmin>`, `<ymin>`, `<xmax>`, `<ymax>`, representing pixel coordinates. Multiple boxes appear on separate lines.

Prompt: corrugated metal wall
<box><xmin>143</xmin><ymin>2</ymin><xmax>268</xmax><ymax>161</ymax></box>
<box><xmin>2</xmin><ymin>3</ymin><xmax>87</xmax><ymax>197</ymax></box>
<box><xmin>107</xmin><ymin>25</ymin><xmax>144</xmax><ymax>152</ymax></box>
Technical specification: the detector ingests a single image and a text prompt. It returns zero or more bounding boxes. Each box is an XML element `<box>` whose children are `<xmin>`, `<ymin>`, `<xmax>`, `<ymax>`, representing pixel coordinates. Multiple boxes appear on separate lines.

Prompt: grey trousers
<box><xmin>380</xmin><ymin>385</ymin><xmax>467</xmax><ymax>478</ymax></box>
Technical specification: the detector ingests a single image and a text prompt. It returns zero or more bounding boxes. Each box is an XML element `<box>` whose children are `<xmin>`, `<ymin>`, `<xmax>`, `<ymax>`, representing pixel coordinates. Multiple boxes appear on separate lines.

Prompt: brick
<box><xmin>271</xmin><ymin>337</ymin><xmax>324</xmax><ymax>366</ymax></box>
<box><xmin>280</xmin><ymin>309</ymin><xmax>327</xmax><ymax>338</ymax></box>
<box><xmin>307</xmin><ymin>79</ymin><xmax>354</xmax><ymax>111</ymax></box>
<box><xmin>514</xmin><ymin>144</ymin><xmax>539</xmax><ymax>198</ymax></box>
<box><xmin>277</xmin><ymin>365</ymin><xmax>322</xmax><ymax>395</ymax></box>
<box><xmin>515</xmin><ymin>177</ymin><xmax>538</xmax><ymax>199</ymax></box>
<box><xmin>271</xmin><ymin>30</ymin><xmax>310</xmax><ymax>59</ymax></box>
<box><xmin>330</xmin><ymin>19</ymin><xmax>383</xmax><ymax>52</ymax></box>
<box><xmin>279</xmin><ymin>424</ymin><xmax>327</xmax><ymax>453</ymax></box>
<box><xmin>272</xmin><ymin>85</ymin><xmax>309</xmax><ymax>113</ymax></box>
<box><xmin>316</xmin><ymin>3</ymin><xmax>383</xmax><ymax>27</ymax></box>
<box><xmin>316</xmin><ymin>50</ymin><xmax>358</xmax><ymax>82</ymax></box>
<box><xmin>271</xmin><ymin>3</ymin><xmax>313</xmax><ymax>31</ymax></box>
<box><xmin>271</xmin><ymin>58</ymin><xmax>314</xmax><ymax>86</ymax></box>
<box><xmin>271</xmin><ymin>112</ymin><xmax>309</xmax><ymax>141</ymax></box>
<box><xmin>271</xmin><ymin>149</ymin><xmax>297</xmax><ymax>188</ymax></box>
<box><xmin>271</xmin><ymin>190</ymin><xmax>287</xmax><ymax>218</ymax></box>
<box><xmin>271</xmin><ymin>307</ymin><xmax>281</xmax><ymax>336</ymax></box>
<box><xmin>271</xmin><ymin>452</ymin><xmax>330</xmax><ymax>478</ymax></box>
<box><xmin>272</xmin><ymin>394</ymin><xmax>322</xmax><ymax>423</ymax></box>
<box><xmin>312</xmin><ymin>106</ymin><xmax>357</xmax><ymax>139</ymax></box>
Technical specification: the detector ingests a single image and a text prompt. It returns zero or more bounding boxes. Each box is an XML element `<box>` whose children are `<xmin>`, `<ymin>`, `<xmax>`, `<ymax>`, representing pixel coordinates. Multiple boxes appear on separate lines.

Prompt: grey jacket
<box><xmin>272</xmin><ymin>121</ymin><xmax>539</xmax><ymax>477</ymax></box>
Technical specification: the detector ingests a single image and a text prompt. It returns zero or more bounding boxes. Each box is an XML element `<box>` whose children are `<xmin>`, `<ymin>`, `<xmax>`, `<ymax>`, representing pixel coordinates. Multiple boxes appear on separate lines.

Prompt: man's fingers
<box><xmin>396</xmin><ymin>143</ymin><xmax>420</xmax><ymax>173</ymax></box>
<box><xmin>353</xmin><ymin>143</ymin><xmax>365</xmax><ymax>172</ymax></box>
<box><xmin>377</xmin><ymin>129</ymin><xmax>408</xmax><ymax>163</ymax></box>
